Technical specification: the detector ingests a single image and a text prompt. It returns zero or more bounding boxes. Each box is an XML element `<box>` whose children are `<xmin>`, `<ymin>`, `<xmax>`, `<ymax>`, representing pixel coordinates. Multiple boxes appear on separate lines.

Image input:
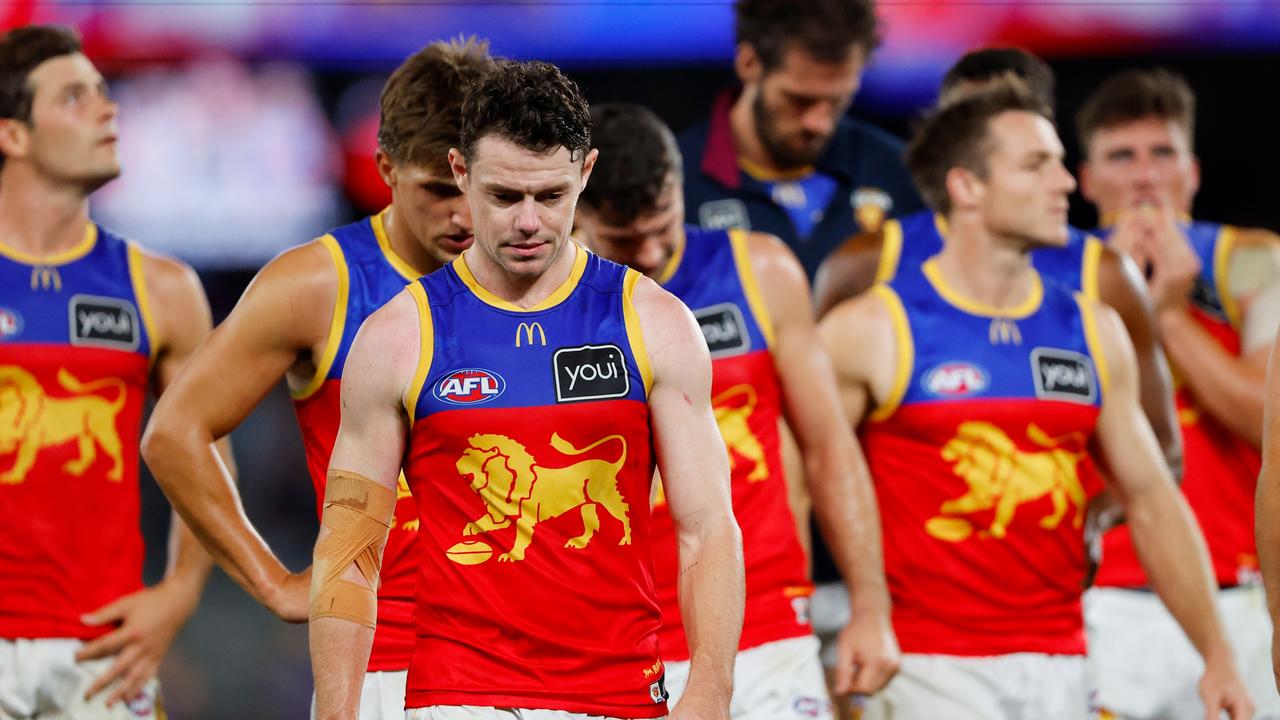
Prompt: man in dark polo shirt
<box><xmin>678</xmin><ymin>0</ymin><xmax>922</xmax><ymax>278</ymax></box>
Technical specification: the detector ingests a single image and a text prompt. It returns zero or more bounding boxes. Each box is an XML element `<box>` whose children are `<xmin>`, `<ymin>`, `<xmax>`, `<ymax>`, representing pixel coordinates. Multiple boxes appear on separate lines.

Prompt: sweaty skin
<box><xmin>1259</xmin><ymin>328</ymin><xmax>1280</xmax><ymax>694</ymax></box>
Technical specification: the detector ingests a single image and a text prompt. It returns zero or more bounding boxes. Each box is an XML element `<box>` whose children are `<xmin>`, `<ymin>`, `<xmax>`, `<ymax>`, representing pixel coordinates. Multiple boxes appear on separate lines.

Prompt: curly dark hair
<box><xmin>377</xmin><ymin>36</ymin><xmax>496</xmax><ymax>174</ymax></box>
<box><xmin>940</xmin><ymin>48</ymin><xmax>1056</xmax><ymax>110</ymax></box>
<box><xmin>735</xmin><ymin>0</ymin><xmax>880</xmax><ymax>72</ymax></box>
<box><xmin>579</xmin><ymin>103</ymin><xmax>681</xmax><ymax>226</ymax></box>
<box><xmin>459</xmin><ymin>60</ymin><xmax>591</xmax><ymax>164</ymax></box>
<box><xmin>906</xmin><ymin>80</ymin><xmax>1053</xmax><ymax>215</ymax></box>
<box><xmin>0</xmin><ymin>25</ymin><xmax>83</xmax><ymax>171</ymax></box>
<box><xmin>1076</xmin><ymin>67</ymin><xmax>1195</xmax><ymax>154</ymax></box>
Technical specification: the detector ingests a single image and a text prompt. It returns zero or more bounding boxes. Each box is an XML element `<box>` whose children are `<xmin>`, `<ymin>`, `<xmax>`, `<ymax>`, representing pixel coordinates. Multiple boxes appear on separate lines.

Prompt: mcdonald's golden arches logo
<box><xmin>515</xmin><ymin>321</ymin><xmax>547</xmax><ymax>348</ymax></box>
<box><xmin>30</xmin><ymin>266</ymin><xmax>62</xmax><ymax>292</ymax></box>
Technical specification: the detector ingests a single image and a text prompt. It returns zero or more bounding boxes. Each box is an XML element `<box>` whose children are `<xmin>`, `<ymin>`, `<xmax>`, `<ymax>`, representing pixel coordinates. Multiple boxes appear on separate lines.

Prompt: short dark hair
<box><xmin>1076</xmin><ymin>67</ymin><xmax>1196</xmax><ymax>154</ymax></box>
<box><xmin>579</xmin><ymin>103</ymin><xmax>681</xmax><ymax>226</ymax></box>
<box><xmin>905</xmin><ymin>82</ymin><xmax>1053</xmax><ymax>215</ymax></box>
<box><xmin>940</xmin><ymin>47</ymin><xmax>1055</xmax><ymax>109</ymax></box>
<box><xmin>0</xmin><ymin>25</ymin><xmax>82</xmax><ymax>171</ymax></box>
<box><xmin>378</xmin><ymin>36</ymin><xmax>496</xmax><ymax>175</ymax></box>
<box><xmin>736</xmin><ymin>0</ymin><xmax>880</xmax><ymax>73</ymax></box>
<box><xmin>459</xmin><ymin>60</ymin><xmax>591</xmax><ymax>164</ymax></box>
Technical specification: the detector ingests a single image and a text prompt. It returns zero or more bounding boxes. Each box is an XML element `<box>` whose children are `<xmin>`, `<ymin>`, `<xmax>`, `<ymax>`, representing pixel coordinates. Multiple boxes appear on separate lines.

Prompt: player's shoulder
<box><xmin>127</xmin><ymin>242</ymin><xmax>205</xmax><ymax>308</ymax></box>
<box><xmin>814</xmin><ymin>228</ymin><xmax>887</xmax><ymax>316</ymax></box>
<box><xmin>1229</xmin><ymin>224</ymin><xmax>1280</xmax><ymax>250</ymax></box>
<box><xmin>250</xmin><ymin>237</ymin><xmax>343</xmax><ymax>301</ymax></box>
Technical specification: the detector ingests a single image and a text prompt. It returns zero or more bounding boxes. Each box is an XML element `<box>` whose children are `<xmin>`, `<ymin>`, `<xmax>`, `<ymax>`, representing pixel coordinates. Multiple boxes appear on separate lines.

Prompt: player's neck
<box><xmin>935</xmin><ymin>213</ymin><xmax>1037</xmax><ymax>312</ymax></box>
<box><xmin>730</xmin><ymin>93</ymin><xmax>785</xmax><ymax>177</ymax></box>
<box><xmin>382</xmin><ymin>205</ymin><xmax>444</xmax><ymax>276</ymax></box>
<box><xmin>466</xmin><ymin>239</ymin><xmax>579</xmax><ymax>309</ymax></box>
<box><xmin>0</xmin><ymin>168</ymin><xmax>92</xmax><ymax>259</ymax></box>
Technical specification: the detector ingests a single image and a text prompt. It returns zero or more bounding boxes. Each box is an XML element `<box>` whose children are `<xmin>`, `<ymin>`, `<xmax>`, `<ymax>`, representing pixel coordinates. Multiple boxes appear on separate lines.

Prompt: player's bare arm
<box><xmin>1149</xmin><ymin>226</ymin><xmax>1280</xmax><ymax>449</ymax></box>
<box><xmin>311</xmin><ymin>291</ymin><xmax>418</xmax><ymax>720</ymax></box>
<box><xmin>633</xmin><ymin>275</ymin><xmax>743</xmax><ymax>719</ymax></box>
<box><xmin>78</xmin><ymin>249</ymin><xmax>228</xmax><ymax>706</ymax></box>
<box><xmin>143</xmin><ymin>240</ymin><xmax>340</xmax><ymax>621</ymax></box>
<box><xmin>812</xmin><ymin>230</ymin><xmax>885</xmax><ymax>318</ymax></box>
<box><xmin>1259</xmin><ymin>328</ymin><xmax>1280</xmax><ymax>694</ymax></box>
<box><xmin>1089</xmin><ymin>298</ymin><xmax>1254</xmax><ymax>719</ymax></box>
<box><xmin>751</xmin><ymin>231</ymin><xmax>898</xmax><ymax>694</ymax></box>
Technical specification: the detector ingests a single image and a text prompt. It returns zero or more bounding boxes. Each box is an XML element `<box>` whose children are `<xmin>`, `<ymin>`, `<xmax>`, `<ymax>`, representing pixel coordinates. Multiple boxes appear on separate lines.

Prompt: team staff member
<box><xmin>140</xmin><ymin>39</ymin><xmax>496</xmax><ymax>719</ymax></box>
<box><xmin>0</xmin><ymin>25</ymin><xmax>226</xmax><ymax>717</ymax></box>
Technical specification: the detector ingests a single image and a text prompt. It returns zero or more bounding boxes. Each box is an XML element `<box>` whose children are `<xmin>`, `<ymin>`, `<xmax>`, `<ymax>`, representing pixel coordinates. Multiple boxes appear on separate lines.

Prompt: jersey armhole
<box><xmin>403</xmin><ymin>281</ymin><xmax>435</xmax><ymax>423</ymax></box>
<box><xmin>1080</xmin><ymin>236</ymin><xmax>1103</xmax><ymax>300</ymax></box>
<box><xmin>868</xmin><ymin>284</ymin><xmax>913</xmax><ymax>422</ymax></box>
<box><xmin>1213</xmin><ymin>225</ymin><xmax>1243</xmax><ymax>330</ymax></box>
<box><xmin>728</xmin><ymin>228</ymin><xmax>776</xmax><ymax>348</ymax></box>
<box><xmin>126</xmin><ymin>242</ymin><xmax>161</xmax><ymax>367</ymax></box>
<box><xmin>292</xmin><ymin>235</ymin><xmax>349</xmax><ymax>401</ymax></box>
<box><xmin>874</xmin><ymin>219</ymin><xmax>904</xmax><ymax>285</ymax></box>
<box><xmin>1075</xmin><ymin>292</ymin><xmax>1111</xmax><ymax>402</ymax></box>
<box><xmin>622</xmin><ymin>269</ymin><xmax>655</xmax><ymax>394</ymax></box>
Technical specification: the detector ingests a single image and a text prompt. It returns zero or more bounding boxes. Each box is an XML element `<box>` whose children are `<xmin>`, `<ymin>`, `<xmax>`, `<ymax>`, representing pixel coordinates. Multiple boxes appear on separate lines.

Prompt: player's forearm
<box><xmin>311</xmin><ymin>617</ymin><xmax>374</xmax><ymax>720</ymax></box>
<box><xmin>1259</xmin><ymin>463</ymin><xmax>1280</xmax><ymax>623</ymax></box>
<box><xmin>806</xmin><ymin>438</ymin><xmax>890</xmax><ymax>614</ymax></box>
<box><xmin>676</xmin><ymin>513</ymin><xmax>744</xmax><ymax>701</ymax></box>
<box><xmin>1159</xmin><ymin>309</ymin><xmax>1266</xmax><ymax>447</ymax></box>
<box><xmin>1127</xmin><ymin>479</ymin><xmax>1232</xmax><ymax>661</ymax></box>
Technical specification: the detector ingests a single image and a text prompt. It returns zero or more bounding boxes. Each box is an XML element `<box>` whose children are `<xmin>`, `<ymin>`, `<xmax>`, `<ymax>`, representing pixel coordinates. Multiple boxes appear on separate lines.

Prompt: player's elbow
<box><xmin>140</xmin><ymin>412</ymin><xmax>195</xmax><ymax>484</ymax></box>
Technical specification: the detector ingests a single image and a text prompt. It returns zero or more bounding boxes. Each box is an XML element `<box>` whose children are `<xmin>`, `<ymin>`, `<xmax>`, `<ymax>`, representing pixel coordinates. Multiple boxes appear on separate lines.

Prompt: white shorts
<box><xmin>810</xmin><ymin>582</ymin><xmax>852</xmax><ymax>668</ymax></box>
<box><xmin>1085</xmin><ymin>585</ymin><xmax>1280</xmax><ymax>720</ymax></box>
<box><xmin>663</xmin><ymin>635</ymin><xmax>833</xmax><ymax>720</ymax></box>
<box><xmin>405</xmin><ymin>707</ymin><xmax>636</xmax><ymax>719</ymax></box>
<box><xmin>862</xmin><ymin>652</ymin><xmax>1089</xmax><ymax>720</ymax></box>
<box><xmin>0</xmin><ymin>637</ymin><xmax>163</xmax><ymax>720</ymax></box>
<box><xmin>312</xmin><ymin>670</ymin><xmax>408</xmax><ymax>720</ymax></box>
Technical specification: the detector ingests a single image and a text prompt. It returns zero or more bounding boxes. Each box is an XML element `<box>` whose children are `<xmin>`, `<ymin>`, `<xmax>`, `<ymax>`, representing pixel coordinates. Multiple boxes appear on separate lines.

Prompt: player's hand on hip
<box><xmin>833</xmin><ymin>607</ymin><xmax>901</xmax><ymax>695</ymax></box>
<box><xmin>75</xmin><ymin>578</ymin><xmax>201</xmax><ymax>706</ymax></box>
<box><xmin>1199</xmin><ymin>652</ymin><xmax>1255</xmax><ymax>720</ymax></box>
<box><xmin>267</xmin><ymin>566</ymin><xmax>312</xmax><ymax>623</ymax></box>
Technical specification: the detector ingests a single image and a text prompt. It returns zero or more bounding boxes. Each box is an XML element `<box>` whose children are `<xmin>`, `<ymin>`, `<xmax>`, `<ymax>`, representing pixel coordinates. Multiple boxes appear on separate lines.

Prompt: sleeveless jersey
<box><xmin>862</xmin><ymin>259</ymin><xmax>1107</xmax><ymax>656</ymax></box>
<box><xmin>291</xmin><ymin>209</ymin><xmax>421</xmax><ymax>671</ymax></box>
<box><xmin>1094</xmin><ymin>221</ymin><xmax>1260</xmax><ymax>588</ymax></box>
<box><xmin>649</xmin><ymin>227</ymin><xmax>811</xmax><ymax>661</ymax></box>
<box><xmin>0</xmin><ymin>224</ymin><xmax>155</xmax><ymax>640</ymax></box>
<box><xmin>402</xmin><ymin>247</ymin><xmax>667</xmax><ymax>717</ymax></box>
<box><xmin>875</xmin><ymin>210</ymin><xmax>1103</xmax><ymax>298</ymax></box>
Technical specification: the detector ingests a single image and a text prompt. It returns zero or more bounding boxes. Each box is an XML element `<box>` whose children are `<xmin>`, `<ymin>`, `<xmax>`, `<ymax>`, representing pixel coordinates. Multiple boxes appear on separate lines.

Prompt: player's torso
<box><xmin>0</xmin><ymin>225</ymin><xmax>154</xmax><ymax>640</ymax></box>
<box><xmin>862</xmin><ymin>259</ymin><xmax>1106</xmax><ymax>656</ymax></box>
<box><xmin>401</xmin><ymin>247</ymin><xmax>667</xmax><ymax>717</ymax></box>
<box><xmin>1095</xmin><ymin>220</ymin><xmax>1261</xmax><ymax>588</ymax></box>
<box><xmin>290</xmin><ymin>210</ymin><xmax>422</xmax><ymax>670</ymax></box>
<box><xmin>651</xmin><ymin>227</ymin><xmax>811</xmax><ymax>660</ymax></box>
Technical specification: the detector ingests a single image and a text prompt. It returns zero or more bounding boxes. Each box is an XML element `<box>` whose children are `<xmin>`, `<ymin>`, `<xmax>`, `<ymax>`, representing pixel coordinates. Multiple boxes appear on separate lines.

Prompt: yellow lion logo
<box><xmin>713</xmin><ymin>384</ymin><xmax>767</xmax><ymax>482</ymax></box>
<box><xmin>0</xmin><ymin>366</ymin><xmax>126</xmax><ymax>485</ymax></box>
<box><xmin>454</xmin><ymin>432</ymin><xmax>631</xmax><ymax>562</ymax></box>
<box><xmin>925</xmin><ymin>421</ymin><xmax>1086</xmax><ymax>542</ymax></box>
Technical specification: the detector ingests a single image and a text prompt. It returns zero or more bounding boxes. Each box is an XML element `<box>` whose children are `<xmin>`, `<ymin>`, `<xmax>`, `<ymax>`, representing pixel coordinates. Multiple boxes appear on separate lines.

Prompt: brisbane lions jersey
<box><xmin>292</xmin><ymin>209</ymin><xmax>421</xmax><ymax>671</ymax></box>
<box><xmin>650</xmin><ymin>226</ymin><xmax>811</xmax><ymax>661</ymax></box>
<box><xmin>0</xmin><ymin>225</ymin><xmax>154</xmax><ymax>640</ymax></box>
<box><xmin>1094</xmin><ymin>221</ymin><xmax>1260</xmax><ymax>588</ymax></box>
<box><xmin>401</xmin><ymin>246</ymin><xmax>666</xmax><ymax>717</ymax></box>
<box><xmin>862</xmin><ymin>259</ymin><xmax>1106</xmax><ymax>656</ymax></box>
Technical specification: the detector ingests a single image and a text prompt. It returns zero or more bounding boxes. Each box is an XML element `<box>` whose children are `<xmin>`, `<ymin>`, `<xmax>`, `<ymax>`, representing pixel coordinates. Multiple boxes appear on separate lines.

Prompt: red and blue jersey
<box><xmin>650</xmin><ymin>227</ymin><xmax>811</xmax><ymax>661</ymax></box>
<box><xmin>0</xmin><ymin>224</ymin><xmax>155</xmax><ymax>640</ymax></box>
<box><xmin>862</xmin><ymin>258</ymin><xmax>1107</xmax><ymax>656</ymax></box>
<box><xmin>1094</xmin><ymin>220</ymin><xmax>1260</xmax><ymax>589</ymax></box>
<box><xmin>291</xmin><ymin>209</ymin><xmax>421</xmax><ymax>671</ymax></box>
<box><xmin>401</xmin><ymin>246</ymin><xmax>666</xmax><ymax>717</ymax></box>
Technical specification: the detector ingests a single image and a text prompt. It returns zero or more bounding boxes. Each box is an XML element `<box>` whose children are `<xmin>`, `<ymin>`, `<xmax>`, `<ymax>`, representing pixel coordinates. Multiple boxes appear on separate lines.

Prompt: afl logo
<box><xmin>0</xmin><ymin>308</ymin><xmax>21</xmax><ymax>339</ymax></box>
<box><xmin>435</xmin><ymin>369</ymin><xmax>506</xmax><ymax>405</ymax></box>
<box><xmin>924</xmin><ymin>362</ymin><xmax>988</xmax><ymax>397</ymax></box>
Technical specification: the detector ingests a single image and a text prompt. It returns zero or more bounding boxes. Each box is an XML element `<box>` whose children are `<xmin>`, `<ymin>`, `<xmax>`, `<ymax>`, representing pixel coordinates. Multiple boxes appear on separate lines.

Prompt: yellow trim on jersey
<box><xmin>728</xmin><ymin>229</ymin><xmax>776</xmax><ymax>348</ymax></box>
<box><xmin>453</xmin><ymin>242</ymin><xmax>589</xmax><ymax>313</ymax></box>
<box><xmin>0</xmin><ymin>222</ymin><xmax>97</xmax><ymax>266</ymax></box>
<box><xmin>1214</xmin><ymin>225</ymin><xmax>1243</xmax><ymax>330</ymax></box>
<box><xmin>737</xmin><ymin>155</ymin><xmax>814</xmax><ymax>182</ymax></box>
<box><xmin>126</xmin><ymin>242</ymin><xmax>161</xmax><ymax>365</ymax></box>
<box><xmin>622</xmin><ymin>269</ymin><xmax>654</xmax><ymax>394</ymax></box>
<box><xmin>874</xmin><ymin>219</ymin><xmax>904</xmax><ymax>284</ymax></box>
<box><xmin>371</xmin><ymin>207</ymin><xmax>420</xmax><ymax>282</ymax></box>
<box><xmin>293</xmin><ymin>235</ymin><xmax>349</xmax><ymax>401</ymax></box>
<box><xmin>1076</xmin><ymin>292</ymin><xmax>1111</xmax><ymax>400</ymax></box>
<box><xmin>922</xmin><ymin>258</ymin><xmax>1044</xmax><ymax>319</ymax></box>
<box><xmin>655</xmin><ymin>227</ymin><xmax>686</xmax><ymax>286</ymax></box>
<box><xmin>869</xmin><ymin>284</ymin><xmax>913</xmax><ymax>422</ymax></box>
<box><xmin>404</xmin><ymin>281</ymin><xmax>435</xmax><ymax>423</ymax></box>
<box><xmin>1081</xmin><ymin>235</ymin><xmax>1103</xmax><ymax>300</ymax></box>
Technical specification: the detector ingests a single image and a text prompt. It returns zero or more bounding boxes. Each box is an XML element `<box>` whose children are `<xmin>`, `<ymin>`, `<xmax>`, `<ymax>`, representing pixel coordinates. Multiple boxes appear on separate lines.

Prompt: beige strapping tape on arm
<box><xmin>309</xmin><ymin>470</ymin><xmax>397</xmax><ymax>628</ymax></box>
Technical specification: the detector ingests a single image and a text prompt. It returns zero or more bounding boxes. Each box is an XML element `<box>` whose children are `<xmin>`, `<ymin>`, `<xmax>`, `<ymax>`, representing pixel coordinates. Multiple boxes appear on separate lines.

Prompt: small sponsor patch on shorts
<box><xmin>649</xmin><ymin>676</ymin><xmax>669</xmax><ymax>704</ymax></box>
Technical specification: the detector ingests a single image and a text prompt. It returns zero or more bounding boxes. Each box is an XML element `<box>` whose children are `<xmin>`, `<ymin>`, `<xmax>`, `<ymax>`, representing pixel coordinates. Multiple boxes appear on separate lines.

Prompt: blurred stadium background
<box><xmin>4</xmin><ymin>1</ymin><xmax>1279</xmax><ymax>716</ymax></box>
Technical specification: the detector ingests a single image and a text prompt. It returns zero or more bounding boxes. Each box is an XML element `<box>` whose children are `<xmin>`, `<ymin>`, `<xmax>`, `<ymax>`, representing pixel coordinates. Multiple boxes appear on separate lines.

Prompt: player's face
<box><xmin>18</xmin><ymin>53</ymin><xmax>120</xmax><ymax>191</ymax></box>
<box><xmin>975</xmin><ymin>111</ymin><xmax>1076</xmax><ymax>248</ymax></box>
<box><xmin>383</xmin><ymin>160</ymin><xmax>474</xmax><ymax>265</ymax></box>
<box><xmin>1081</xmin><ymin>116</ymin><xmax>1199</xmax><ymax>220</ymax></box>
<box><xmin>748</xmin><ymin>45</ymin><xmax>864</xmax><ymax>170</ymax></box>
<box><xmin>451</xmin><ymin>136</ymin><xmax>597</xmax><ymax>280</ymax></box>
<box><xmin>575</xmin><ymin>176</ymin><xmax>684</xmax><ymax>279</ymax></box>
